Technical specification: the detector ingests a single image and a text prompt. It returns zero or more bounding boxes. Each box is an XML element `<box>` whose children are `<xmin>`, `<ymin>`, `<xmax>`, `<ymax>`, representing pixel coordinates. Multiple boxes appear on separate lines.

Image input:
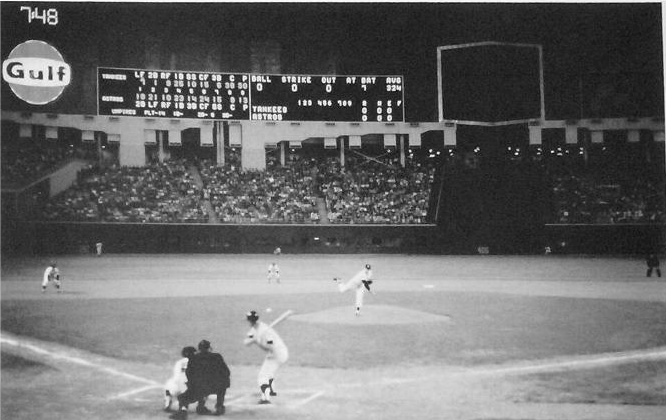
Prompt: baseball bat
<box><xmin>268</xmin><ymin>309</ymin><xmax>294</xmax><ymax>328</ymax></box>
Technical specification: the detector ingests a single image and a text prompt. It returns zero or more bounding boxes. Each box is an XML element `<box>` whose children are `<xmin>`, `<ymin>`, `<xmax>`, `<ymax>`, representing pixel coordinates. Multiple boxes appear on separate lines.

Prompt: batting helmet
<box><xmin>197</xmin><ymin>340</ymin><xmax>211</xmax><ymax>352</ymax></box>
<box><xmin>50</xmin><ymin>261</ymin><xmax>57</xmax><ymax>267</ymax></box>
<box><xmin>246</xmin><ymin>310</ymin><xmax>259</xmax><ymax>323</ymax></box>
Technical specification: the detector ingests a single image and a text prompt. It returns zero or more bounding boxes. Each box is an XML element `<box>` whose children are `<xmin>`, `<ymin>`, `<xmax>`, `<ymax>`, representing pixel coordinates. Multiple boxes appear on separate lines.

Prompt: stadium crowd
<box><xmin>320</xmin><ymin>154</ymin><xmax>433</xmax><ymax>224</ymax></box>
<box><xmin>42</xmin><ymin>159</ymin><xmax>208</xmax><ymax>223</ymax></box>
<box><xmin>536</xmin><ymin>145</ymin><xmax>665</xmax><ymax>224</ymax></box>
<box><xmin>6</xmin><ymin>134</ymin><xmax>661</xmax><ymax>226</ymax></box>
<box><xmin>1</xmin><ymin>139</ymin><xmax>77</xmax><ymax>186</ymax></box>
<box><xmin>198</xmin><ymin>157</ymin><xmax>320</xmax><ymax>224</ymax></box>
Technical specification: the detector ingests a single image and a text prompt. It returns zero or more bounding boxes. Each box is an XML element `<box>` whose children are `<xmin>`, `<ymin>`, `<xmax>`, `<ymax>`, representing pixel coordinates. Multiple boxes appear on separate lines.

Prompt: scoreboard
<box><xmin>249</xmin><ymin>74</ymin><xmax>403</xmax><ymax>122</ymax></box>
<box><xmin>98</xmin><ymin>68</ymin><xmax>250</xmax><ymax>120</ymax></box>
<box><xmin>98</xmin><ymin>67</ymin><xmax>404</xmax><ymax>122</ymax></box>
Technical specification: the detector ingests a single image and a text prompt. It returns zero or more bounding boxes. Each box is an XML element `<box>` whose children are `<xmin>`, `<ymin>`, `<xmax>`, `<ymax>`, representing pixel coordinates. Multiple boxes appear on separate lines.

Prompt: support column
<box><xmin>96</xmin><ymin>131</ymin><xmax>103</xmax><ymax>168</ymax></box>
<box><xmin>627</xmin><ymin>129</ymin><xmax>640</xmax><ymax>144</ymax></box>
<box><xmin>280</xmin><ymin>141</ymin><xmax>286</xmax><ymax>166</ymax></box>
<box><xmin>653</xmin><ymin>130</ymin><xmax>665</xmax><ymax>167</ymax></box>
<box><xmin>235</xmin><ymin>122</ymin><xmax>265</xmax><ymax>170</ymax></box>
<box><xmin>169</xmin><ymin>129</ymin><xmax>182</xmax><ymax>147</ymax></box>
<box><xmin>119</xmin><ymin>127</ymin><xmax>148</xmax><ymax>167</ymax></box>
<box><xmin>399</xmin><ymin>134</ymin><xmax>406</xmax><ymax>167</ymax></box>
<box><xmin>565</xmin><ymin>125</ymin><xmax>577</xmax><ymax>145</ymax></box>
<box><xmin>529</xmin><ymin>126</ymin><xmax>542</xmax><ymax>145</ymax></box>
<box><xmin>590</xmin><ymin>130</ymin><xmax>604</xmax><ymax>145</ymax></box>
<box><xmin>340</xmin><ymin>137</ymin><xmax>345</xmax><ymax>168</ymax></box>
<box><xmin>157</xmin><ymin>130</ymin><xmax>166</xmax><ymax>163</ymax></box>
<box><xmin>444</xmin><ymin>124</ymin><xmax>457</xmax><ymax>147</ymax></box>
<box><xmin>215</xmin><ymin>122</ymin><xmax>225</xmax><ymax>166</ymax></box>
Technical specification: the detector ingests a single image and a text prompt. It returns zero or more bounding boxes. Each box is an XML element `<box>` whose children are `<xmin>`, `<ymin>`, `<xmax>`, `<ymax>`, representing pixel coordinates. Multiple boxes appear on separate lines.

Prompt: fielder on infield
<box><xmin>42</xmin><ymin>261</ymin><xmax>62</xmax><ymax>293</ymax></box>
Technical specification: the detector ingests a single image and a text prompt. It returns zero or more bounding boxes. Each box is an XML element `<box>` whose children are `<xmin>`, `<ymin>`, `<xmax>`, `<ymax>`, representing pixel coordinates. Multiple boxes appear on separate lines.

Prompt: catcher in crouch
<box><xmin>163</xmin><ymin>346</ymin><xmax>197</xmax><ymax>411</ymax></box>
<box><xmin>334</xmin><ymin>263</ymin><xmax>375</xmax><ymax>316</ymax></box>
<box><xmin>243</xmin><ymin>310</ymin><xmax>289</xmax><ymax>404</ymax></box>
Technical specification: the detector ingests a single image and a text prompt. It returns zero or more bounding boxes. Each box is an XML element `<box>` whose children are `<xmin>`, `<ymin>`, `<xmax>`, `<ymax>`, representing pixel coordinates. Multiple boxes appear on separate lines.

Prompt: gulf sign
<box><xmin>2</xmin><ymin>40</ymin><xmax>71</xmax><ymax>105</ymax></box>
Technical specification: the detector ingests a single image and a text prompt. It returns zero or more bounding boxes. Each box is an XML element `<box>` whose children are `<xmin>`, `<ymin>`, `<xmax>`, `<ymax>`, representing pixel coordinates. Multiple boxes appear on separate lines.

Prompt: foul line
<box><xmin>337</xmin><ymin>346</ymin><xmax>666</xmax><ymax>389</ymax></box>
<box><xmin>465</xmin><ymin>347</ymin><xmax>666</xmax><ymax>377</ymax></box>
<box><xmin>110</xmin><ymin>384</ymin><xmax>163</xmax><ymax>400</ymax></box>
<box><xmin>1</xmin><ymin>333</ymin><xmax>161</xmax><ymax>387</ymax></box>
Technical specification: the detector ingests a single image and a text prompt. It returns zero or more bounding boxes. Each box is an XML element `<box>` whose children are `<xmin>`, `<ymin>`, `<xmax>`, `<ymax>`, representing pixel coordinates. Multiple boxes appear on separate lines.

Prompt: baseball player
<box><xmin>164</xmin><ymin>346</ymin><xmax>197</xmax><ymax>411</ymax></box>
<box><xmin>42</xmin><ymin>262</ymin><xmax>62</xmax><ymax>293</ymax></box>
<box><xmin>334</xmin><ymin>263</ymin><xmax>374</xmax><ymax>316</ymax></box>
<box><xmin>176</xmin><ymin>340</ymin><xmax>230</xmax><ymax>417</ymax></box>
<box><xmin>647</xmin><ymin>253</ymin><xmax>662</xmax><ymax>277</ymax></box>
<box><xmin>267</xmin><ymin>262</ymin><xmax>280</xmax><ymax>283</ymax></box>
<box><xmin>243</xmin><ymin>310</ymin><xmax>289</xmax><ymax>404</ymax></box>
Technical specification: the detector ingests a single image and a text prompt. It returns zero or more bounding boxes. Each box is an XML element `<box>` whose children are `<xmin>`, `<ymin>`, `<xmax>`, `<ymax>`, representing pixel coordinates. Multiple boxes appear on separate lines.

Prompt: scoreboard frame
<box><xmin>97</xmin><ymin>67</ymin><xmax>405</xmax><ymax>123</ymax></box>
<box><xmin>437</xmin><ymin>41</ymin><xmax>545</xmax><ymax>126</ymax></box>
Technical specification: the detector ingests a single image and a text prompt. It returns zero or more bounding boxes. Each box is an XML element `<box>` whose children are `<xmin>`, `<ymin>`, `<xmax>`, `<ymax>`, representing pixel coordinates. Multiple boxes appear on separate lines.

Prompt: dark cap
<box><xmin>246</xmin><ymin>310</ymin><xmax>259</xmax><ymax>322</ymax></box>
<box><xmin>198</xmin><ymin>340</ymin><xmax>211</xmax><ymax>351</ymax></box>
<box><xmin>182</xmin><ymin>346</ymin><xmax>197</xmax><ymax>358</ymax></box>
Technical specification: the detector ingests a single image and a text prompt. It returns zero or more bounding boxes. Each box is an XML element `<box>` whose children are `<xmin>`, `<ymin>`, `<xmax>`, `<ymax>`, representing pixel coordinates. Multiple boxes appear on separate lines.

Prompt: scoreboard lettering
<box><xmin>98</xmin><ymin>67</ymin><xmax>404</xmax><ymax>122</ymax></box>
<box><xmin>98</xmin><ymin>67</ymin><xmax>249</xmax><ymax>120</ymax></box>
<box><xmin>249</xmin><ymin>74</ymin><xmax>404</xmax><ymax>122</ymax></box>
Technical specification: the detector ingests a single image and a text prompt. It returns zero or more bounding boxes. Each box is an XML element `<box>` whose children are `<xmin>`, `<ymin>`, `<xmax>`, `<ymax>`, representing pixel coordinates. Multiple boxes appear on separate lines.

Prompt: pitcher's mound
<box><xmin>290</xmin><ymin>305</ymin><xmax>452</xmax><ymax>325</ymax></box>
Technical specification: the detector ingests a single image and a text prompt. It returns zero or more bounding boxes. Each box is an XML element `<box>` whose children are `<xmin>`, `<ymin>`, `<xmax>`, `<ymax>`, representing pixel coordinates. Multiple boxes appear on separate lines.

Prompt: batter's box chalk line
<box><xmin>223</xmin><ymin>389</ymin><xmax>326</xmax><ymax>410</ymax></box>
<box><xmin>114</xmin><ymin>387</ymin><xmax>324</xmax><ymax>410</ymax></box>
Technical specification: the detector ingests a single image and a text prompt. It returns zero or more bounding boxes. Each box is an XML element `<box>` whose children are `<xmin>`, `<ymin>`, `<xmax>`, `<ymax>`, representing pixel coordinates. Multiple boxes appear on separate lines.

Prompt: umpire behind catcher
<box><xmin>175</xmin><ymin>339</ymin><xmax>231</xmax><ymax>418</ymax></box>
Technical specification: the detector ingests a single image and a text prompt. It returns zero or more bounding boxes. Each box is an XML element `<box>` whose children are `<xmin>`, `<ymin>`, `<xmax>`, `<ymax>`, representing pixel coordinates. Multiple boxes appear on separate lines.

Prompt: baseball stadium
<box><xmin>2</xmin><ymin>3</ymin><xmax>666</xmax><ymax>420</ymax></box>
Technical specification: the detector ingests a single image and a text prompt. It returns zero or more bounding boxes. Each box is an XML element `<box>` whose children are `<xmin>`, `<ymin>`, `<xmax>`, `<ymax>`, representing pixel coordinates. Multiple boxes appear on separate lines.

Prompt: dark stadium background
<box><xmin>1</xmin><ymin>2</ymin><xmax>664</xmax><ymax>255</ymax></box>
<box><xmin>1</xmin><ymin>2</ymin><xmax>663</xmax><ymax>120</ymax></box>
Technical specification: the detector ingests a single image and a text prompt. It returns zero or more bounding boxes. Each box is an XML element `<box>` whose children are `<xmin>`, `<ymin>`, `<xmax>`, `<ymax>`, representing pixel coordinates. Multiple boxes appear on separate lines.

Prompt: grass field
<box><xmin>2</xmin><ymin>253</ymin><xmax>666</xmax><ymax>420</ymax></box>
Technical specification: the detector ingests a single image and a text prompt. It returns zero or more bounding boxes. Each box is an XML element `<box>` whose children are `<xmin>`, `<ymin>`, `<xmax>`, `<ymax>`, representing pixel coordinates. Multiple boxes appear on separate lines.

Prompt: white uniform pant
<box><xmin>258</xmin><ymin>352</ymin><xmax>288</xmax><ymax>386</ymax></box>
<box><xmin>42</xmin><ymin>277</ymin><xmax>61</xmax><ymax>289</ymax></box>
<box><xmin>338</xmin><ymin>283</ymin><xmax>365</xmax><ymax>308</ymax></box>
<box><xmin>165</xmin><ymin>376</ymin><xmax>187</xmax><ymax>398</ymax></box>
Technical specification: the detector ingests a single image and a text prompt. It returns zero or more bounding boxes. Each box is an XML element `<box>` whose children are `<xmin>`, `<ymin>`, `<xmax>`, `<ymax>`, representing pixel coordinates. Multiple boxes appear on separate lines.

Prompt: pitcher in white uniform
<box><xmin>334</xmin><ymin>263</ymin><xmax>374</xmax><ymax>316</ymax></box>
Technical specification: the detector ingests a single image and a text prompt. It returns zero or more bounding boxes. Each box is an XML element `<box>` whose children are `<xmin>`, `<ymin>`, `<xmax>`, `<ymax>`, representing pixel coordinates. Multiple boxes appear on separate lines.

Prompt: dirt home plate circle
<box><xmin>2</xmin><ymin>40</ymin><xmax>71</xmax><ymax>105</ymax></box>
